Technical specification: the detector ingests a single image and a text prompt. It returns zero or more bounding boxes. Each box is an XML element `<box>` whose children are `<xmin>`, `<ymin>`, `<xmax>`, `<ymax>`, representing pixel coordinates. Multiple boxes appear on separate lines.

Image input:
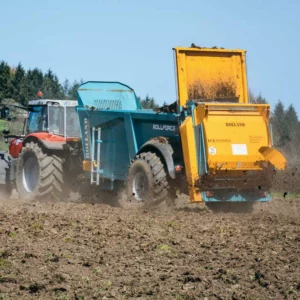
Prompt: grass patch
<box><xmin>45</xmin><ymin>253</ymin><xmax>60</xmax><ymax>263</ymax></box>
<box><xmin>63</xmin><ymin>237</ymin><xmax>73</xmax><ymax>243</ymax></box>
<box><xmin>166</xmin><ymin>220</ymin><xmax>178</xmax><ymax>228</ymax></box>
<box><xmin>157</xmin><ymin>244</ymin><xmax>172</xmax><ymax>252</ymax></box>
<box><xmin>53</xmin><ymin>273</ymin><xmax>66</xmax><ymax>284</ymax></box>
<box><xmin>92</xmin><ymin>267</ymin><xmax>101</xmax><ymax>275</ymax></box>
<box><xmin>99</xmin><ymin>280</ymin><xmax>112</xmax><ymax>291</ymax></box>
<box><xmin>0</xmin><ymin>119</ymin><xmax>24</xmax><ymax>151</ymax></box>
<box><xmin>0</xmin><ymin>120</ymin><xmax>8</xmax><ymax>132</ymax></box>
<box><xmin>0</xmin><ymin>258</ymin><xmax>12</xmax><ymax>270</ymax></box>
<box><xmin>30</xmin><ymin>221</ymin><xmax>44</xmax><ymax>231</ymax></box>
<box><xmin>156</xmin><ymin>243</ymin><xmax>178</xmax><ymax>258</ymax></box>
<box><xmin>0</xmin><ymin>294</ymin><xmax>8</xmax><ymax>300</ymax></box>
<box><xmin>8</xmin><ymin>231</ymin><xmax>17</xmax><ymax>238</ymax></box>
<box><xmin>0</xmin><ymin>140</ymin><xmax>8</xmax><ymax>152</ymax></box>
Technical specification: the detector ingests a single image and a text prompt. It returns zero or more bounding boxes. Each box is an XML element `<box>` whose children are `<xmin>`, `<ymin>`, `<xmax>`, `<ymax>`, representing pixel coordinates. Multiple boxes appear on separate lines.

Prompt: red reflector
<box><xmin>175</xmin><ymin>165</ymin><xmax>182</xmax><ymax>172</ymax></box>
<box><xmin>206</xmin><ymin>191</ymin><xmax>214</xmax><ymax>197</ymax></box>
<box><xmin>260</xmin><ymin>191</ymin><xmax>267</xmax><ymax>197</ymax></box>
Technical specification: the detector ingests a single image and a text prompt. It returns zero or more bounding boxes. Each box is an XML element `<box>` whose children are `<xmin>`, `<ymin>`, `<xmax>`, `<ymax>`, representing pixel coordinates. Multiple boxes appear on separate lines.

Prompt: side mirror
<box><xmin>0</xmin><ymin>107</ymin><xmax>9</xmax><ymax>119</ymax></box>
<box><xmin>3</xmin><ymin>129</ymin><xmax>9</xmax><ymax>144</ymax></box>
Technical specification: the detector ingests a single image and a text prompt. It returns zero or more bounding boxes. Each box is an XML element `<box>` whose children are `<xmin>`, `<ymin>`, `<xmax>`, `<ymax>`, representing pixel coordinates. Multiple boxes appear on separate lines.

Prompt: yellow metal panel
<box><xmin>259</xmin><ymin>147</ymin><xmax>287</xmax><ymax>170</ymax></box>
<box><xmin>179</xmin><ymin>116</ymin><xmax>198</xmax><ymax>183</ymax></box>
<box><xmin>179</xmin><ymin>116</ymin><xmax>202</xmax><ymax>202</ymax></box>
<box><xmin>83</xmin><ymin>160</ymin><xmax>92</xmax><ymax>172</ymax></box>
<box><xmin>194</xmin><ymin>103</ymin><xmax>272</xmax><ymax>172</ymax></box>
<box><xmin>174</xmin><ymin>47</ymin><xmax>249</xmax><ymax>107</ymax></box>
<box><xmin>203</xmin><ymin>115</ymin><xmax>268</xmax><ymax>171</ymax></box>
<box><xmin>173</xmin><ymin>46</ymin><xmax>287</xmax><ymax>203</ymax></box>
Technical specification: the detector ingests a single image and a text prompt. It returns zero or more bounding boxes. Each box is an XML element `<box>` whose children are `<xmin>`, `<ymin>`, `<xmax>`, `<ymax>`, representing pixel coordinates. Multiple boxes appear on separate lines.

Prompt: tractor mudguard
<box><xmin>138</xmin><ymin>137</ymin><xmax>176</xmax><ymax>179</ymax></box>
<box><xmin>22</xmin><ymin>133</ymin><xmax>66</xmax><ymax>151</ymax></box>
<box><xmin>9</xmin><ymin>138</ymin><xmax>23</xmax><ymax>158</ymax></box>
<box><xmin>39</xmin><ymin>140</ymin><xmax>65</xmax><ymax>150</ymax></box>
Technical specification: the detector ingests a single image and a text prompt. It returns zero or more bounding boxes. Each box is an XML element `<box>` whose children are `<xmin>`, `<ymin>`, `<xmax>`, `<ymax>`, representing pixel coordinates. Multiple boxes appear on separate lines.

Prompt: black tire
<box><xmin>127</xmin><ymin>151</ymin><xmax>171</xmax><ymax>206</ymax></box>
<box><xmin>16</xmin><ymin>142</ymin><xmax>65</xmax><ymax>201</ymax></box>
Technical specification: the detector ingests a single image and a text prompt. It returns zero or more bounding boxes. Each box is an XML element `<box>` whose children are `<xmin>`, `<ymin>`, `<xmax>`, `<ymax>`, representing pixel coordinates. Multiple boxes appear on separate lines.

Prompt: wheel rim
<box><xmin>23</xmin><ymin>156</ymin><xmax>40</xmax><ymax>193</ymax></box>
<box><xmin>132</xmin><ymin>172</ymin><xmax>148</xmax><ymax>201</ymax></box>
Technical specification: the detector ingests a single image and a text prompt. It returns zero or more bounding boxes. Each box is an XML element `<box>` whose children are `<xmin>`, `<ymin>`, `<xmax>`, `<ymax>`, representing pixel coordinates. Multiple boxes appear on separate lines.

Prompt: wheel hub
<box><xmin>23</xmin><ymin>156</ymin><xmax>39</xmax><ymax>193</ymax></box>
<box><xmin>132</xmin><ymin>172</ymin><xmax>148</xmax><ymax>201</ymax></box>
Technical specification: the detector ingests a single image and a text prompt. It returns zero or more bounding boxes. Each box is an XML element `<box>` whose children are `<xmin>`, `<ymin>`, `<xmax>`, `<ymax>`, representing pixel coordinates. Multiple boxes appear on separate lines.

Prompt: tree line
<box><xmin>0</xmin><ymin>61</ymin><xmax>82</xmax><ymax>105</ymax></box>
<box><xmin>0</xmin><ymin>60</ymin><xmax>159</xmax><ymax>107</ymax></box>
<box><xmin>250</xmin><ymin>91</ymin><xmax>299</xmax><ymax>150</ymax></box>
<box><xmin>250</xmin><ymin>92</ymin><xmax>300</xmax><ymax>188</ymax></box>
<box><xmin>1</xmin><ymin>60</ymin><xmax>299</xmax><ymax>153</ymax></box>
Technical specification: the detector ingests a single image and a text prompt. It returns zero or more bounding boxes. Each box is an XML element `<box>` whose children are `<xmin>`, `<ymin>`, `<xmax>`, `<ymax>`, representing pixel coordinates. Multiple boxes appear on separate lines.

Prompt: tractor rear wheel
<box><xmin>127</xmin><ymin>152</ymin><xmax>171</xmax><ymax>206</ymax></box>
<box><xmin>16</xmin><ymin>142</ymin><xmax>65</xmax><ymax>201</ymax></box>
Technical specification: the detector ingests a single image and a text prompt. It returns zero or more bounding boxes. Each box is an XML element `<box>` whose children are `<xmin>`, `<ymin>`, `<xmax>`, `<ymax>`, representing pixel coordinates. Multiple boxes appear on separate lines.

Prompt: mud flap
<box><xmin>259</xmin><ymin>147</ymin><xmax>287</xmax><ymax>170</ymax></box>
<box><xmin>0</xmin><ymin>152</ymin><xmax>11</xmax><ymax>184</ymax></box>
<box><xmin>0</xmin><ymin>152</ymin><xmax>16</xmax><ymax>201</ymax></box>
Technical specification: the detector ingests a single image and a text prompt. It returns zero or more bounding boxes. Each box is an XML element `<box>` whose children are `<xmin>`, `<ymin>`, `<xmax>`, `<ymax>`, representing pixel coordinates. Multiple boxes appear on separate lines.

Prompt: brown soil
<box><xmin>0</xmin><ymin>194</ymin><xmax>299</xmax><ymax>300</ymax></box>
<box><xmin>188</xmin><ymin>80</ymin><xmax>237</xmax><ymax>100</ymax></box>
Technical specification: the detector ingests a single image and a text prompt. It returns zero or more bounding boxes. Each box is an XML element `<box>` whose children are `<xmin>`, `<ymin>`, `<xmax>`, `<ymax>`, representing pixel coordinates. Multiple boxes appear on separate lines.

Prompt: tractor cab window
<box><xmin>27</xmin><ymin>106</ymin><xmax>48</xmax><ymax>133</ymax></box>
<box><xmin>66</xmin><ymin>107</ymin><xmax>80</xmax><ymax>137</ymax></box>
<box><xmin>48</xmin><ymin>105</ymin><xmax>64</xmax><ymax>135</ymax></box>
<box><xmin>28</xmin><ymin>103</ymin><xmax>80</xmax><ymax>137</ymax></box>
<box><xmin>48</xmin><ymin>104</ymin><xmax>80</xmax><ymax>137</ymax></box>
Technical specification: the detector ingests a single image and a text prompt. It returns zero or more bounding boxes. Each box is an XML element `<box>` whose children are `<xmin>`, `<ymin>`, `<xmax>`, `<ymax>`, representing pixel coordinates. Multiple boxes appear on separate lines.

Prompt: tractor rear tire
<box><xmin>127</xmin><ymin>151</ymin><xmax>171</xmax><ymax>207</ymax></box>
<box><xmin>16</xmin><ymin>142</ymin><xmax>64</xmax><ymax>201</ymax></box>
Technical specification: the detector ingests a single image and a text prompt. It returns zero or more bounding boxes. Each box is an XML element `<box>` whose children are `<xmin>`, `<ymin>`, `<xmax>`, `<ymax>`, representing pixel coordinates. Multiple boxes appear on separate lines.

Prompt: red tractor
<box><xmin>0</xmin><ymin>99</ymin><xmax>82</xmax><ymax>200</ymax></box>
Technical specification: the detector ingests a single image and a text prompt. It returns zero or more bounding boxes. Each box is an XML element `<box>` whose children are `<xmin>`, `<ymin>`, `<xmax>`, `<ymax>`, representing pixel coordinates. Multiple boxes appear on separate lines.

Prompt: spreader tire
<box><xmin>127</xmin><ymin>151</ymin><xmax>171</xmax><ymax>206</ymax></box>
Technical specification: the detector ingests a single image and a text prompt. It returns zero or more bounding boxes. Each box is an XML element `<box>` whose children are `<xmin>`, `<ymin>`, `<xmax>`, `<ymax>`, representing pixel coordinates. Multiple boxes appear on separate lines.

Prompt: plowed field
<box><xmin>0</xmin><ymin>194</ymin><xmax>299</xmax><ymax>299</ymax></box>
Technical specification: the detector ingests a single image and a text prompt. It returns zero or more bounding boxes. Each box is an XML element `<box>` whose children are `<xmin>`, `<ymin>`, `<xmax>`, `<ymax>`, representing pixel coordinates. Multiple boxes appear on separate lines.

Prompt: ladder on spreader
<box><xmin>90</xmin><ymin>127</ymin><xmax>103</xmax><ymax>185</ymax></box>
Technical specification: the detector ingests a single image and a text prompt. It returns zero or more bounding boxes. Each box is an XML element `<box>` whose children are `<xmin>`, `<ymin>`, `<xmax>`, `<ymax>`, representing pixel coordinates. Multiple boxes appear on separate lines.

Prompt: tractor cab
<box><xmin>27</xmin><ymin>100</ymin><xmax>80</xmax><ymax>138</ymax></box>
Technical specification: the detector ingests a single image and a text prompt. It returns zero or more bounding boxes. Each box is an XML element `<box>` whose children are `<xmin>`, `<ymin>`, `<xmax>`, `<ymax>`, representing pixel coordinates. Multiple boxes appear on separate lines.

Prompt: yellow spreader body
<box><xmin>174</xmin><ymin>46</ymin><xmax>286</xmax><ymax>202</ymax></box>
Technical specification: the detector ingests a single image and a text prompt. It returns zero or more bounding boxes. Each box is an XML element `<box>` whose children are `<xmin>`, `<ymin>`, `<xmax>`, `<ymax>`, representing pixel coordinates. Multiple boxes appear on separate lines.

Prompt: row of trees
<box><xmin>250</xmin><ymin>93</ymin><xmax>300</xmax><ymax>191</ymax></box>
<box><xmin>250</xmin><ymin>92</ymin><xmax>299</xmax><ymax>151</ymax></box>
<box><xmin>141</xmin><ymin>92</ymin><xmax>300</xmax><ymax>155</ymax></box>
<box><xmin>0</xmin><ymin>60</ymin><xmax>162</xmax><ymax>109</ymax></box>
<box><xmin>0</xmin><ymin>60</ymin><xmax>157</xmax><ymax>107</ymax></box>
<box><xmin>1</xmin><ymin>60</ymin><xmax>299</xmax><ymax>151</ymax></box>
<box><xmin>0</xmin><ymin>61</ymin><xmax>82</xmax><ymax>105</ymax></box>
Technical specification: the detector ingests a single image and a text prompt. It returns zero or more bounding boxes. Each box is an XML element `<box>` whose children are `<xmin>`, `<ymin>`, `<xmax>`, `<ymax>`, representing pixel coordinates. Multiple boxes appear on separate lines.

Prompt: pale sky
<box><xmin>1</xmin><ymin>0</ymin><xmax>299</xmax><ymax>115</ymax></box>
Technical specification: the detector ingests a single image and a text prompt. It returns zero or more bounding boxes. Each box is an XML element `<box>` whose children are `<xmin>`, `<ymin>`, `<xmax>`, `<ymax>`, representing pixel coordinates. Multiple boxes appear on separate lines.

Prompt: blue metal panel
<box><xmin>76</xmin><ymin>109</ymin><xmax>91</xmax><ymax>160</ymax></box>
<box><xmin>202</xmin><ymin>192</ymin><xmax>271</xmax><ymax>202</ymax></box>
<box><xmin>111</xmin><ymin>121</ymin><xmax>131</xmax><ymax>179</ymax></box>
<box><xmin>194</xmin><ymin>124</ymin><xmax>208</xmax><ymax>176</ymax></box>
<box><xmin>134</xmin><ymin>120</ymin><xmax>178</xmax><ymax>149</ymax></box>
<box><xmin>76</xmin><ymin>81</ymin><xmax>181</xmax><ymax>190</ymax></box>
<box><xmin>124</xmin><ymin>113</ymin><xmax>138</xmax><ymax>161</ymax></box>
<box><xmin>200</xmin><ymin>125</ymin><xmax>208</xmax><ymax>174</ymax></box>
<box><xmin>77</xmin><ymin>81</ymin><xmax>142</xmax><ymax>110</ymax></box>
<box><xmin>195</xmin><ymin>124</ymin><xmax>207</xmax><ymax>176</ymax></box>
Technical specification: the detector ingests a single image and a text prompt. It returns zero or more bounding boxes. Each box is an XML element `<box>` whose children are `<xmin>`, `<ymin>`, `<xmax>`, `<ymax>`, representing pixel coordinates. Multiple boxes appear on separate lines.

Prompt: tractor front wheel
<box><xmin>127</xmin><ymin>152</ymin><xmax>171</xmax><ymax>206</ymax></box>
<box><xmin>16</xmin><ymin>142</ymin><xmax>65</xmax><ymax>201</ymax></box>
